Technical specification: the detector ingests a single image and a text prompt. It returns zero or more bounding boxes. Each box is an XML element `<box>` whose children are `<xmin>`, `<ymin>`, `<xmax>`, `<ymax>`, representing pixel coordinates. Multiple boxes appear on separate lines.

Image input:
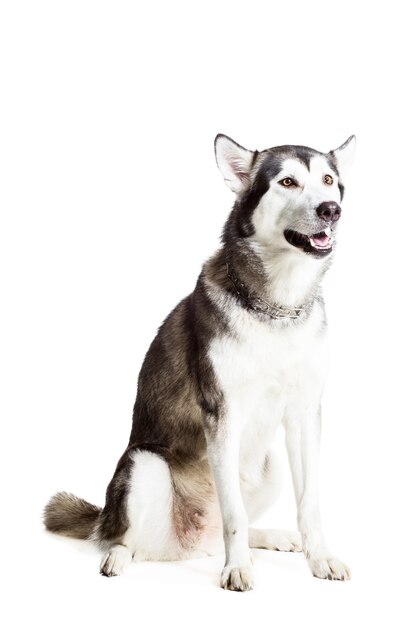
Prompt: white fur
<box><xmin>248</xmin><ymin>528</ymin><xmax>302</xmax><ymax>552</ymax></box>
<box><xmin>209</xmin><ymin>297</ymin><xmax>327</xmax><ymax>462</ymax></box>
<box><xmin>215</xmin><ymin>135</ymin><xmax>255</xmax><ymax>193</ymax></box>
<box><xmin>100</xmin><ymin>544</ymin><xmax>132</xmax><ymax>577</ymax></box>
<box><xmin>124</xmin><ymin>450</ymin><xmax>179</xmax><ymax>561</ymax></box>
<box><xmin>333</xmin><ymin>135</ymin><xmax>356</xmax><ymax>183</ymax></box>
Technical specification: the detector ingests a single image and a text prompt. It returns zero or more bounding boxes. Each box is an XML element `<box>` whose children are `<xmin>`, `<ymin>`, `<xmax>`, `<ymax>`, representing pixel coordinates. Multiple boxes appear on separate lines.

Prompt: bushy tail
<box><xmin>43</xmin><ymin>492</ymin><xmax>102</xmax><ymax>540</ymax></box>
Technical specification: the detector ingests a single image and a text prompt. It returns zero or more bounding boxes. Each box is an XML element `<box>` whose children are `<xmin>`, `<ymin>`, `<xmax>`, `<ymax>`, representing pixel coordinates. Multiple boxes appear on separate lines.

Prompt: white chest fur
<box><xmin>208</xmin><ymin>301</ymin><xmax>328</xmax><ymax>476</ymax></box>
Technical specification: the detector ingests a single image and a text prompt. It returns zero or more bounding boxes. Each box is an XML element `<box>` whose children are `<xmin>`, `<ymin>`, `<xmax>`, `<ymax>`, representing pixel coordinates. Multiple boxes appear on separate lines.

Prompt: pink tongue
<box><xmin>311</xmin><ymin>234</ymin><xmax>330</xmax><ymax>247</ymax></box>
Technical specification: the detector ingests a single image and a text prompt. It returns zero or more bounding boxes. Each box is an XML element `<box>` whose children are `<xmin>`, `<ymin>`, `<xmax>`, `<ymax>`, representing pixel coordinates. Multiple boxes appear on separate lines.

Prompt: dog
<box><xmin>44</xmin><ymin>133</ymin><xmax>355</xmax><ymax>591</ymax></box>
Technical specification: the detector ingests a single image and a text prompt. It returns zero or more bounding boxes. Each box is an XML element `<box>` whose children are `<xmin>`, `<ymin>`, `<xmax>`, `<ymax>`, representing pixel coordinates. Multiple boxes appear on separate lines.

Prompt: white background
<box><xmin>1</xmin><ymin>1</ymin><xmax>416</xmax><ymax>624</ymax></box>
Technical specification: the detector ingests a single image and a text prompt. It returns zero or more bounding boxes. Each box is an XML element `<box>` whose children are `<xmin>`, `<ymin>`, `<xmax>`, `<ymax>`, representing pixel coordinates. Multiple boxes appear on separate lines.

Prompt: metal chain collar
<box><xmin>226</xmin><ymin>262</ymin><xmax>306</xmax><ymax>320</ymax></box>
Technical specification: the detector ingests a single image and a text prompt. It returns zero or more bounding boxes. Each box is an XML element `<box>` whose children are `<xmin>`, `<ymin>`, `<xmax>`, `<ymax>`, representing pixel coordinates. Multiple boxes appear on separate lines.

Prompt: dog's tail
<box><xmin>43</xmin><ymin>491</ymin><xmax>102</xmax><ymax>540</ymax></box>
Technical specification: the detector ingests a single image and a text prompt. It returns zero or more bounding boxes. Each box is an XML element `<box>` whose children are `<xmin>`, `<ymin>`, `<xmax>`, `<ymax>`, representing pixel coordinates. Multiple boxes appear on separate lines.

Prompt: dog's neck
<box><xmin>205</xmin><ymin>240</ymin><xmax>329</xmax><ymax>310</ymax></box>
<box><xmin>251</xmin><ymin>241</ymin><xmax>330</xmax><ymax>308</ymax></box>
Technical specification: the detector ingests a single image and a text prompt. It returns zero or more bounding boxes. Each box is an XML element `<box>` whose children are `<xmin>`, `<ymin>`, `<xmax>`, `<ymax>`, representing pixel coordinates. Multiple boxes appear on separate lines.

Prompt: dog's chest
<box><xmin>208</xmin><ymin>304</ymin><xmax>327</xmax><ymax>462</ymax></box>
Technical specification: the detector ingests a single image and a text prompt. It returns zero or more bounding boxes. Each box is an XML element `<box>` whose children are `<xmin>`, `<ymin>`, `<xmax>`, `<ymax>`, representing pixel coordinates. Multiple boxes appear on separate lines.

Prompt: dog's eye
<box><xmin>323</xmin><ymin>174</ymin><xmax>333</xmax><ymax>185</ymax></box>
<box><xmin>279</xmin><ymin>177</ymin><xmax>297</xmax><ymax>188</ymax></box>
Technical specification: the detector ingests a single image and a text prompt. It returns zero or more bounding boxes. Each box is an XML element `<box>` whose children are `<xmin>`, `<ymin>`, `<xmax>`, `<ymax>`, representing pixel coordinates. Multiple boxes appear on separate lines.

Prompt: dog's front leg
<box><xmin>206</xmin><ymin>423</ymin><xmax>253</xmax><ymax>591</ymax></box>
<box><xmin>285</xmin><ymin>407</ymin><xmax>351</xmax><ymax>581</ymax></box>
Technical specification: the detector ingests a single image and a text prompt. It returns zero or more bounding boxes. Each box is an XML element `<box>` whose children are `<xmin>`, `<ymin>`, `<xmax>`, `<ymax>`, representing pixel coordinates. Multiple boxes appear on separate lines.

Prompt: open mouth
<box><xmin>284</xmin><ymin>227</ymin><xmax>333</xmax><ymax>257</ymax></box>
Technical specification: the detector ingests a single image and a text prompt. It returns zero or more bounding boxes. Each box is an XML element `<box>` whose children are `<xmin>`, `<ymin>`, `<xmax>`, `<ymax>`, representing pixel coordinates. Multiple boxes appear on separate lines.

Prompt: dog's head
<box><xmin>215</xmin><ymin>135</ymin><xmax>355</xmax><ymax>259</ymax></box>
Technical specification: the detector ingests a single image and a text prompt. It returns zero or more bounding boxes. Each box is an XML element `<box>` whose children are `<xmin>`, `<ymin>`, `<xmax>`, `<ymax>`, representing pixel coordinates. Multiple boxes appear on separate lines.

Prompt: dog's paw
<box><xmin>220</xmin><ymin>564</ymin><xmax>254</xmax><ymax>592</ymax></box>
<box><xmin>308</xmin><ymin>555</ymin><xmax>351</xmax><ymax>581</ymax></box>
<box><xmin>249</xmin><ymin>528</ymin><xmax>302</xmax><ymax>552</ymax></box>
<box><xmin>100</xmin><ymin>545</ymin><xmax>132</xmax><ymax>577</ymax></box>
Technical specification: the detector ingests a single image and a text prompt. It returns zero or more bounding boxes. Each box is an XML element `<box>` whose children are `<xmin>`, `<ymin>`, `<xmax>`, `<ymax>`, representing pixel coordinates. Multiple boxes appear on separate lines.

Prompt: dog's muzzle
<box><xmin>284</xmin><ymin>201</ymin><xmax>341</xmax><ymax>258</ymax></box>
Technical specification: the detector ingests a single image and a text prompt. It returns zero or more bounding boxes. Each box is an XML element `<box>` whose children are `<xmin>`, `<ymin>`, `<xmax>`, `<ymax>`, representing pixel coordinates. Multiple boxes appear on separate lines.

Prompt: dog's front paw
<box><xmin>308</xmin><ymin>555</ymin><xmax>350</xmax><ymax>581</ymax></box>
<box><xmin>221</xmin><ymin>564</ymin><xmax>254</xmax><ymax>591</ymax></box>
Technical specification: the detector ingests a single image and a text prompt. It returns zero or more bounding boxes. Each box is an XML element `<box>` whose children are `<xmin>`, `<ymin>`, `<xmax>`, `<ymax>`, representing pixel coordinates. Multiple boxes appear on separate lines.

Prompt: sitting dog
<box><xmin>44</xmin><ymin>133</ymin><xmax>355</xmax><ymax>591</ymax></box>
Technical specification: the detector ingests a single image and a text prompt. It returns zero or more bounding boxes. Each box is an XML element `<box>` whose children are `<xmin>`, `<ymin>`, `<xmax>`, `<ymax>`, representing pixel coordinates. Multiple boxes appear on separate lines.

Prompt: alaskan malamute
<box><xmin>45</xmin><ymin>133</ymin><xmax>355</xmax><ymax>591</ymax></box>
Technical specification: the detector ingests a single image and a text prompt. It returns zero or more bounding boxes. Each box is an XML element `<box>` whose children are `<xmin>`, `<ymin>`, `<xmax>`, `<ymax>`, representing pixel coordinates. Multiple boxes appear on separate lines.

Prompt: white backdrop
<box><xmin>1</xmin><ymin>1</ymin><xmax>416</xmax><ymax>624</ymax></box>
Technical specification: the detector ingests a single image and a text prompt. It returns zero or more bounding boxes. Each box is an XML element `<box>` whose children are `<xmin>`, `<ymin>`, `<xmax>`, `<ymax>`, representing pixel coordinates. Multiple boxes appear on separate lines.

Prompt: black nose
<box><xmin>316</xmin><ymin>201</ymin><xmax>341</xmax><ymax>223</ymax></box>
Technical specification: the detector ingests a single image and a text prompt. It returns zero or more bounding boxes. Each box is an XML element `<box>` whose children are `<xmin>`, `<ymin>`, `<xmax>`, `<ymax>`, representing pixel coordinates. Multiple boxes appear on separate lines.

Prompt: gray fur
<box><xmin>44</xmin><ymin>492</ymin><xmax>101</xmax><ymax>539</ymax></box>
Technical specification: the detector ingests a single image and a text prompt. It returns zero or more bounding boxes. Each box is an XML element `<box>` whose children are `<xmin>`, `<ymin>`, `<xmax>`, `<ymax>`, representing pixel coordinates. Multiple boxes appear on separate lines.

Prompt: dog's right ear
<box><xmin>214</xmin><ymin>134</ymin><xmax>255</xmax><ymax>193</ymax></box>
<box><xmin>330</xmin><ymin>135</ymin><xmax>356</xmax><ymax>181</ymax></box>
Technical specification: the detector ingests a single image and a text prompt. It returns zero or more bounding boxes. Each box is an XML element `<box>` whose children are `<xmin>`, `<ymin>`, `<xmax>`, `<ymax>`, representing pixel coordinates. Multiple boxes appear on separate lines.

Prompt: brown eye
<box><xmin>323</xmin><ymin>174</ymin><xmax>333</xmax><ymax>185</ymax></box>
<box><xmin>280</xmin><ymin>177</ymin><xmax>296</xmax><ymax>187</ymax></box>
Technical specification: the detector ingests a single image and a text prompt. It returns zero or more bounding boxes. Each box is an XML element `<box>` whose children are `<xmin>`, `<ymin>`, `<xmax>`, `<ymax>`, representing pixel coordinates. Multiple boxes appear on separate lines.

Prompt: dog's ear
<box><xmin>214</xmin><ymin>134</ymin><xmax>255</xmax><ymax>193</ymax></box>
<box><xmin>330</xmin><ymin>135</ymin><xmax>356</xmax><ymax>180</ymax></box>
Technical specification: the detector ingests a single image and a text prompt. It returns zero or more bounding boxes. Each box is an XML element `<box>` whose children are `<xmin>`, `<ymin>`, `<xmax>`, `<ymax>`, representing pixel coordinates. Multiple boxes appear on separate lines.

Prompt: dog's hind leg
<box><xmin>241</xmin><ymin>451</ymin><xmax>282</xmax><ymax>522</ymax></box>
<box><xmin>123</xmin><ymin>448</ymin><xmax>180</xmax><ymax>563</ymax></box>
<box><xmin>97</xmin><ymin>446</ymin><xmax>220</xmax><ymax>576</ymax></box>
<box><xmin>96</xmin><ymin>447</ymin><xmax>180</xmax><ymax>576</ymax></box>
<box><xmin>248</xmin><ymin>528</ymin><xmax>301</xmax><ymax>552</ymax></box>
<box><xmin>100</xmin><ymin>544</ymin><xmax>132</xmax><ymax>577</ymax></box>
<box><xmin>243</xmin><ymin>452</ymin><xmax>301</xmax><ymax>553</ymax></box>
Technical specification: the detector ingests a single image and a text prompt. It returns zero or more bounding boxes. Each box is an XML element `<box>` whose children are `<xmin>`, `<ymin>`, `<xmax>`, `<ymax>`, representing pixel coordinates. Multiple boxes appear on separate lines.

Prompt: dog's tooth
<box><xmin>324</xmin><ymin>227</ymin><xmax>331</xmax><ymax>236</ymax></box>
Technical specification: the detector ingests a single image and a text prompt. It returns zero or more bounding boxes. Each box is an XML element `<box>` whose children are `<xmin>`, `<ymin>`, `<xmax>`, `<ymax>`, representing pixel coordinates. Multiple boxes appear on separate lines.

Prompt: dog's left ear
<box><xmin>214</xmin><ymin>134</ymin><xmax>255</xmax><ymax>193</ymax></box>
<box><xmin>329</xmin><ymin>135</ymin><xmax>356</xmax><ymax>180</ymax></box>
